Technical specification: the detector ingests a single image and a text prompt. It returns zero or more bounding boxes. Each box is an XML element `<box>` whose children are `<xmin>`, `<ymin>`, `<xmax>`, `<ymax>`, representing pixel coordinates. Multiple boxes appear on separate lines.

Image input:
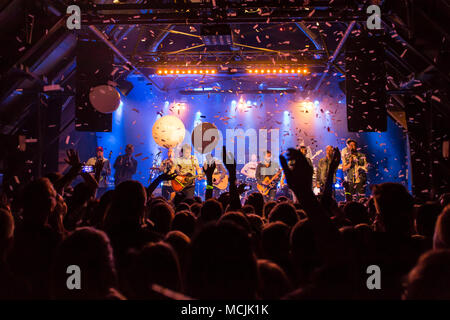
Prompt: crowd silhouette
<box><xmin>0</xmin><ymin>146</ymin><xmax>450</xmax><ymax>300</ymax></box>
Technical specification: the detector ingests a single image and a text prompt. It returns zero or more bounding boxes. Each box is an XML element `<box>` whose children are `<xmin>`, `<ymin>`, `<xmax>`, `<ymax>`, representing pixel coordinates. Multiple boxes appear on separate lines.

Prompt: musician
<box><xmin>342</xmin><ymin>139</ymin><xmax>368</xmax><ymax>201</ymax></box>
<box><xmin>316</xmin><ymin>145</ymin><xmax>338</xmax><ymax>194</ymax></box>
<box><xmin>241</xmin><ymin>153</ymin><xmax>258</xmax><ymax>192</ymax></box>
<box><xmin>86</xmin><ymin>146</ymin><xmax>111</xmax><ymax>196</ymax></box>
<box><xmin>255</xmin><ymin>151</ymin><xmax>280</xmax><ymax>200</ymax></box>
<box><xmin>113</xmin><ymin>144</ymin><xmax>138</xmax><ymax>186</ymax></box>
<box><xmin>172</xmin><ymin>144</ymin><xmax>202</xmax><ymax>199</ymax></box>
<box><xmin>159</xmin><ymin>149</ymin><xmax>174</xmax><ymax>200</ymax></box>
<box><xmin>203</xmin><ymin>153</ymin><xmax>227</xmax><ymax>198</ymax></box>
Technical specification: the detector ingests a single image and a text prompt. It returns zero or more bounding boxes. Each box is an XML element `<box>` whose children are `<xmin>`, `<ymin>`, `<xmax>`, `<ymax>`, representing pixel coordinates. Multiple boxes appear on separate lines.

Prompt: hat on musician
<box><xmin>96</xmin><ymin>146</ymin><xmax>104</xmax><ymax>152</ymax></box>
<box><xmin>346</xmin><ymin>138</ymin><xmax>357</xmax><ymax>146</ymax></box>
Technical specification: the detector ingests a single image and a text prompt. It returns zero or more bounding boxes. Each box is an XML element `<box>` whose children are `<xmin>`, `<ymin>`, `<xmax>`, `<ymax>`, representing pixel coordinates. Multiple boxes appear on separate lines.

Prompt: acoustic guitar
<box><xmin>257</xmin><ymin>169</ymin><xmax>283</xmax><ymax>196</ymax></box>
<box><xmin>171</xmin><ymin>173</ymin><xmax>202</xmax><ymax>192</ymax></box>
<box><xmin>212</xmin><ymin>172</ymin><xmax>228</xmax><ymax>190</ymax></box>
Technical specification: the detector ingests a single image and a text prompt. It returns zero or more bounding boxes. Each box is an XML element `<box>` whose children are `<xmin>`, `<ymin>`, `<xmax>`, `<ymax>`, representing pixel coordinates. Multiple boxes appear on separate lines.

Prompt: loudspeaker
<box><xmin>75</xmin><ymin>39</ymin><xmax>114</xmax><ymax>132</ymax></box>
<box><xmin>345</xmin><ymin>30</ymin><xmax>387</xmax><ymax>132</ymax></box>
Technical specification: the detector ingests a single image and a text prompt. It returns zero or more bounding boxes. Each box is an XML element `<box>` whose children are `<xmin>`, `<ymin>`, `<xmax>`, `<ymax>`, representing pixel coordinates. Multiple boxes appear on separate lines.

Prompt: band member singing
<box><xmin>172</xmin><ymin>144</ymin><xmax>202</xmax><ymax>199</ymax></box>
<box><xmin>316</xmin><ymin>145</ymin><xmax>338</xmax><ymax>193</ymax></box>
<box><xmin>203</xmin><ymin>153</ymin><xmax>227</xmax><ymax>198</ymax></box>
<box><xmin>255</xmin><ymin>151</ymin><xmax>281</xmax><ymax>200</ymax></box>
<box><xmin>342</xmin><ymin>139</ymin><xmax>368</xmax><ymax>201</ymax></box>
<box><xmin>159</xmin><ymin>149</ymin><xmax>174</xmax><ymax>200</ymax></box>
<box><xmin>86</xmin><ymin>146</ymin><xmax>111</xmax><ymax>196</ymax></box>
<box><xmin>113</xmin><ymin>144</ymin><xmax>138</xmax><ymax>186</ymax></box>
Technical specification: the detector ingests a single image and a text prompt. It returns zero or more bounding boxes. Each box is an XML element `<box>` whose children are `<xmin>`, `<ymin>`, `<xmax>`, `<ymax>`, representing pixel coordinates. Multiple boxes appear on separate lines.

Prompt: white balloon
<box><xmin>152</xmin><ymin>115</ymin><xmax>186</xmax><ymax>149</ymax></box>
<box><xmin>89</xmin><ymin>85</ymin><xmax>121</xmax><ymax>113</ymax></box>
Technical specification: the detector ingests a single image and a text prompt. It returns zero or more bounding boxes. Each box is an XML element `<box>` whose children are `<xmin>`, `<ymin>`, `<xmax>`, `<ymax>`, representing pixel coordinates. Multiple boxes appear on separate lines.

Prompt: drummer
<box><xmin>240</xmin><ymin>153</ymin><xmax>259</xmax><ymax>193</ymax></box>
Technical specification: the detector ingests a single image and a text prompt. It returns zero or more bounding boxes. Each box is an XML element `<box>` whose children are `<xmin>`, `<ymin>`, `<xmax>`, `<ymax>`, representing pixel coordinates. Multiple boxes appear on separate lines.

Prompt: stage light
<box><xmin>205</xmin><ymin>70</ymin><xmax>209</xmax><ymax>74</ymax></box>
<box><xmin>157</xmin><ymin>70</ymin><xmax>162</xmax><ymax>74</ymax></box>
<box><xmin>249</xmin><ymin>70</ymin><xmax>253</xmax><ymax>73</ymax></box>
<box><xmin>164</xmin><ymin>70</ymin><xmax>168</xmax><ymax>74</ymax></box>
<box><xmin>255</xmin><ymin>70</ymin><xmax>259</xmax><ymax>73</ymax></box>
<box><xmin>299</xmin><ymin>101</ymin><xmax>314</xmax><ymax>111</ymax></box>
<box><xmin>199</xmin><ymin>70</ymin><xmax>203</xmax><ymax>74</ymax></box>
<box><xmin>170</xmin><ymin>70</ymin><xmax>174</xmax><ymax>74</ymax></box>
<box><xmin>176</xmin><ymin>70</ymin><xmax>180</xmax><ymax>74</ymax></box>
<box><xmin>272</xmin><ymin>69</ymin><xmax>276</xmax><ymax>73</ymax></box>
<box><xmin>266</xmin><ymin>69</ymin><xmax>270</xmax><ymax>73</ymax></box>
<box><xmin>188</xmin><ymin>70</ymin><xmax>192</xmax><ymax>74</ymax></box>
<box><xmin>303</xmin><ymin>68</ymin><xmax>308</xmax><ymax>74</ymax></box>
<box><xmin>172</xmin><ymin>102</ymin><xmax>187</xmax><ymax>113</ymax></box>
<box><xmin>291</xmin><ymin>69</ymin><xmax>295</xmax><ymax>73</ymax></box>
<box><xmin>193</xmin><ymin>70</ymin><xmax>198</xmax><ymax>74</ymax></box>
<box><xmin>261</xmin><ymin>70</ymin><xmax>265</xmax><ymax>73</ymax></box>
<box><xmin>278</xmin><ymin>69</ymin><xmax>283</xmax><ymax>73</ymax></box>
<box><xmin>285</xmin><ymin>69</ymin><xmax>289</xmax><ymax>73</ymax></box>
<box><xmin>297</xmin><ymin>69</ymin><xmax>301</xmax><ymax>73</ymax></box>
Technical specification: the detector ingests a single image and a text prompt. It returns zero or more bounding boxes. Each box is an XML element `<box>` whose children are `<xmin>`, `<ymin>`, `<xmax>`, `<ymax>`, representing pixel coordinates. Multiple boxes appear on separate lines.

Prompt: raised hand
<box><xmin>64</xmin><ymin>149</ymin><xmax>81</xmax><ymax>168</ymax></box>
<box><xmin>203</xmin><ymin>161</ymin><xmax>216</xmax><ymax>181</ymax></box>
<box><xmin>279</xmin><ymin>148</ymin><xmax>314</xmax><ymax>196</ymax></box>
<box><xmin>222</xmin><ymin>146</ymin><xmax>236</xmax><ymax>181</ymax></box>
<box><xmin>330</xmin><ymin>147</ymin><xmax>341</xmax><ymax>173</ymax></box>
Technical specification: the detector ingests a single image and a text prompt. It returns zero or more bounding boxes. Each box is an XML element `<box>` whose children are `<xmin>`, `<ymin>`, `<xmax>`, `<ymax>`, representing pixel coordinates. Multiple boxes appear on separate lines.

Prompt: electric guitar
<box><xmin>257</xmin><ymin>169</ymin><xmax>283</xmax><ymax>196</ymax></box>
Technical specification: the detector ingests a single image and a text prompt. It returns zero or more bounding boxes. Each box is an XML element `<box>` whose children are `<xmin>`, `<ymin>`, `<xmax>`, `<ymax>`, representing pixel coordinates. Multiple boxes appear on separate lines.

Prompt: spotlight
<box><xmin>255</xmin><ymin>70</ymin><xmax>259</xmax><ymax>73</ymax></box>
<box><xmin>188</xmin><ymin>70</ymin><xmax>192</xmax><ymax>74</ymax></box>
<box><xmin>193</xmin><ymin>70</ymin><xmax>198</xmax><ymax>74</ymax></box>
<box><xmin>205</xmin><ymin>70</ymin><xmax>209</xmax><ymax>74</ymax></box>
<box><xmin>272</xmin><ymin>69</ymin><xmax>276</xmax><ymax>73</ymax></box>
<box><xmin>199</xmin><ymin>70</ymin><xmax>203</xmax><ymax>74</ymax></box>
<box><xmin>176</xmin><ymin>70</ymin><xmax>180</xmax><ymax>74</ymax></box>
<box><xmin>170</xmin><ymin>70</ymin><xmax>174</xmax><ymax>74</ymax></box>
<box><xmin>303</xmin><ymin>68</ymin><xmax>308</xmax><ymax>74</ymax></box>
<box><xmin>164</xmin><ymin>70</ymin><xmax>168</xmax><ymax>74</ymax></box>
<box><xmin>157</xmin><ymin>70</ymin><xmax>162</xmax><ymax>74</ymax></box>
<box><xmin>249</xmin><ymin>70</ymin><xmax>253</xmax><ymax>73</ymax></box>
<box><xmin>261</xmin><ymin>70</ymin><xmax>265</xmax><ymax>73</ymax></box>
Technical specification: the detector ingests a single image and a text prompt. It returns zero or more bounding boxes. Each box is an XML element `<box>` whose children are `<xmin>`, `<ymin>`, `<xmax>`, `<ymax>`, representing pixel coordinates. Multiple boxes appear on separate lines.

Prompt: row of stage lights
<box><xmin>157</xmin><ymin>69</ymin><xmax>216</xmax><ymax>75</ymax></box>
<box><xmin>248</xmin><ymin>68</ymin><xmax>309</xmax><ymax>74</ymax></box>
<box><xmin>156</xmin><ymin>68</ymin><xmax>309</xmax><ymax>75</ymax></box>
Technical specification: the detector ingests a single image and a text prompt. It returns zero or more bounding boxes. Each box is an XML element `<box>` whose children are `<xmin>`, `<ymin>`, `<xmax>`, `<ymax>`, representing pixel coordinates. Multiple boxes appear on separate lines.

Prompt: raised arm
<box><xmin>222</xmin><ymin>146</ymin><xmax>241</xmax><ymax>210</ymax></box>
<box><xmin>280</xmin><ymin>149</ymin><xmax>344</xmax><ymax>264</ymax></box>
<box><xmin>53</xmin><ymin>149</ymin><xmax>82</xmax><ymax>195</ymax></box>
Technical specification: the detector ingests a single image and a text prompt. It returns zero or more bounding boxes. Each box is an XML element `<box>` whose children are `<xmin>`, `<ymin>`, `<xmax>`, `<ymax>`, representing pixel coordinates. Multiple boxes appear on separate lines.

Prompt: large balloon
<box><xmin>191</xmin><ymin>122</ymin><xmax>220</xmax><ymax>154</ymax></box>
<box><xmin>152</xmin><ymin>115</ymin><xmax>186</xmax><ymax>149</ymax></box>
<box><xmin>89</xmin><ymin>85</ymin><xmax>121</xmax><ymax>113</ymax></box>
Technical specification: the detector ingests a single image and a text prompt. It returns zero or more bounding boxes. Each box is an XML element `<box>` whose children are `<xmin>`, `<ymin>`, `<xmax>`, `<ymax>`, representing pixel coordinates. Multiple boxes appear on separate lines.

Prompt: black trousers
<box><xmin>161</xmin><ymin>185</ymin><xmax>173</xmax><ymax>200</ymax></box>
<box><xmin>182</xmin><ymin>184</ymin><xmax>196</xmax><ymax>199</ymax></box>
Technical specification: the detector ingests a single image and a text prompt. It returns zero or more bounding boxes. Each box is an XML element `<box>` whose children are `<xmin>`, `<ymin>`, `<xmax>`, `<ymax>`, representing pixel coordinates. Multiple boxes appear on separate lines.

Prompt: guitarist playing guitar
<box><xmin>255</xmin><ymin>150</ymin><xmax>281</xmax><ymax>200</ymax></box>
<box><xmin>171</xmin><ymin>144</ymin><xmax>203</xmax><ymax>199</ymax></box>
